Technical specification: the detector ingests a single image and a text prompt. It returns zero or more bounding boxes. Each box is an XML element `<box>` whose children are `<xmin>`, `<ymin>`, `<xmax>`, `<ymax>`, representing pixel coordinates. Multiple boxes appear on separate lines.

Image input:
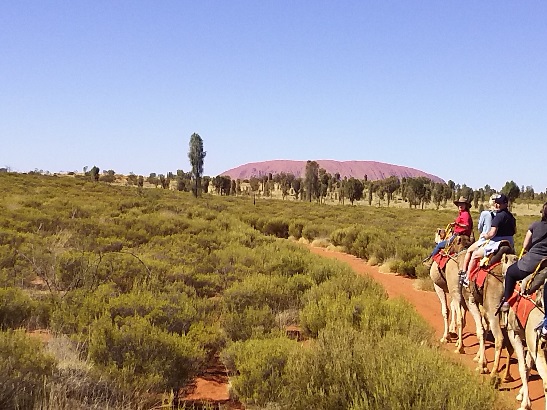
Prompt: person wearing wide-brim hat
<box><xmin>423</xmin><ymin>196</ymin><xmax>474</xmax><ymax>262</ymax></box>
<box><xmin>453</xmin><ymin>196</ymin><xmax>472</xmax><ymax>208</ymax></box>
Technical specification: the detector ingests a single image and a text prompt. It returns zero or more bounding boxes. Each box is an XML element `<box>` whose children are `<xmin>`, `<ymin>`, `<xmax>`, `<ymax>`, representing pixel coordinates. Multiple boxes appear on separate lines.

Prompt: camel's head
<box><xmin>501</xmin><ymin>253</ymin><xmax>518</xmax><ymax>274</ymax></box>
<box><xmin>434</xmin><ymin>228</ymin><xmax>446</xmax><ymax>244</ymax></box>
<box><xmin>449</xmin><ymin>235</ymin><xmax>473</xmax><ymax>253</ymax></box>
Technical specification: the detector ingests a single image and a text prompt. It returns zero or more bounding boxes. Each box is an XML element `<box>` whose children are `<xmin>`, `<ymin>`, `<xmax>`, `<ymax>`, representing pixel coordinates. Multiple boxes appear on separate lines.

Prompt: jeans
<box><xmin>430</xmin><ymin>234</ymin><xmax>456</xmax><ymax>258</ymax></box>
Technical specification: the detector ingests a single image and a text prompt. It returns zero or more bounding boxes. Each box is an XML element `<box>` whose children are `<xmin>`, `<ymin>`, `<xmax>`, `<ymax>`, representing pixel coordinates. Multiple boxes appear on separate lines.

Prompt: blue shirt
<box><xmin>478</xmin><ymin>210</ymin><xmax>495</xmax><ymax>235</ymax></box>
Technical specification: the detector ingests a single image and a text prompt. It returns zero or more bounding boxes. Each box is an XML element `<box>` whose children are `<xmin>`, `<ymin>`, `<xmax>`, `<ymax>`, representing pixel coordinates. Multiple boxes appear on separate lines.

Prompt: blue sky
<box><xmin>1</xmin><ymin>2</ymin><xmax>546</xmax><ymax>192</ymax></box>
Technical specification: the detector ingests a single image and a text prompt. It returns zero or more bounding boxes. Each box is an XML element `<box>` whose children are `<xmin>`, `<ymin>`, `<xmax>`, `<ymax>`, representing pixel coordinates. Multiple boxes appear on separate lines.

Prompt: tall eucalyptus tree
<box><xmin>188</xmin><ymin>133</ymin><xmax>206</xmax><ymax>197</ymax></box>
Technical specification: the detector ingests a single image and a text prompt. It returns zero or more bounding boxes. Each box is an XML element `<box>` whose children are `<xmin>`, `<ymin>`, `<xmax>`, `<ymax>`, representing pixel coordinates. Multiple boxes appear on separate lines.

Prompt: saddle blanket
<box><xmin>432</xmin><ymin>253</ymin><xmax>451</xmax><ymax>270</ymax></box>
<box><xmin>469</xmin><ymin>262</ymin><xmax>501</xmax><ymax>288</ymax></box>
<box><xmin>508</xmin><ymin>283</ymin><xmax>537</xmax><ymax>328</ymax></box>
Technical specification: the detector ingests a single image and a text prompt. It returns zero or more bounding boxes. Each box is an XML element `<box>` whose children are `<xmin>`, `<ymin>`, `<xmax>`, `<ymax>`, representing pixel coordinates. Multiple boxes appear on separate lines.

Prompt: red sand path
<box><xmin>309</xmin><ymin>245</ymin><xmax>546</xmax><ymax>410</ymax></box>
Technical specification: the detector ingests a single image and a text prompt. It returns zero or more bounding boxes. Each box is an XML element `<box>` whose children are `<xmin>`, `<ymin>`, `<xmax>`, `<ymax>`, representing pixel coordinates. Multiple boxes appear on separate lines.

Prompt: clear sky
<box><xmin>1</xmin><ymin>2</ymin><xmax>546</xmax><ymax>192</ymax></box>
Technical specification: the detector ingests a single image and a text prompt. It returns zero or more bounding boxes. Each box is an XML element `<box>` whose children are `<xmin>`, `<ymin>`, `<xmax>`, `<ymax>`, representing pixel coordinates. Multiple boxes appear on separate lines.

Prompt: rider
<box><xmin>423</xmin><ymin>196</ymin><xmax>473</xmax><ymax>262</ymax></box>
<box><xmin>458</xmin><ymin>194</ymin><xmax>497</xmax><ymax>284</ymax></box>
<box><xmin>459</xmin><ymin>193</ymin><xmax>516</xmax><ymax>286</ymax></box>
<box><xmin>500</xmin><ymin>202</ymin><xmax>547</xmax><ymax>340</ymax></box>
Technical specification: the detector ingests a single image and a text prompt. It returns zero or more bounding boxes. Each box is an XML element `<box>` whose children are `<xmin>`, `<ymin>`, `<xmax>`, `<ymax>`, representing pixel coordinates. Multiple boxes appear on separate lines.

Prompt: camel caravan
<box><xmin>424</xmin><ymin>196</ymin><xmax>547</xmax><ymax>410</ymax></box>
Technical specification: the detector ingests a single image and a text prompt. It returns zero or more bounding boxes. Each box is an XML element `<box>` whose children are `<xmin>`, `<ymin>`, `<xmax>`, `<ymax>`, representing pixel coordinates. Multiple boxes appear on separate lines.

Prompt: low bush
<box><xmin>0</xmin><ymin>287</ymin><xmax>35</xmax><ymax>329</ymax></box>
<box><xmin>222</xmin><ymin>306</ymin><xmax>276</xmax><ymax>341</ymax></box>
<box><xmin>222</xmin><ymin>336</ymin><xmax>299</xmax><ymax>407</ymax></box>
<box><xmin>279</xmin><ymin>324</ymin><xmax>500</xmax><ymax>410</ymax></box>
<box><xmin>0</xmin><ymin>330</ymin><xmax>55</xmax><ymax>409</ymax></box>
<box><xmin>262</xmin><ymin>218</ymin><xmax>289</xmax><ymax>238</ymax></box>
<box><xmin>88</xmin><ymin>315</ymin><xmax>205</xmax><ymax>391</ymax></box>
<box><xmin>288</xmin><ymin>220</ymin><xmax>305</xmax><ymax>239</ymax></box>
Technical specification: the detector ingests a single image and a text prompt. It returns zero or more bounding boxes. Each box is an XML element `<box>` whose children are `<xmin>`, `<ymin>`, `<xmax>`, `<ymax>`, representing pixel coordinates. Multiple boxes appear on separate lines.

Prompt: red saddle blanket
<box><xmin>507</xmin><ymin>283</ymin><xmax>537</xmax><ymax>328</ymax></box>
<box><xmin>432</xmin><ymin>252</ymin><xmax>451</xmax><ymax>270</ymax></box>
<box><xmin>469</xmin><ymin>262</ymin><xmax>501</xmax><ymax>288</ymax></box>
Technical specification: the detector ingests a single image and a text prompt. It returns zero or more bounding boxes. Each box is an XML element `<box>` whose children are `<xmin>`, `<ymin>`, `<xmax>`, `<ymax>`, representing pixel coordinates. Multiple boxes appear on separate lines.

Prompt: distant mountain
<box><xmin>221</xmin><ymin>160</ymin><xmax>444</xmax><ymax>183</ymax></box>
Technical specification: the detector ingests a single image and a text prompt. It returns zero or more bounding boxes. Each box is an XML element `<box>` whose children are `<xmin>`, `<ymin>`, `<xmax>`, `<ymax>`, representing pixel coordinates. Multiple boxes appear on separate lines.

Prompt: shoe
<box><xmin>461</xmin><ymin>276</ymin><xmax>470</xmax><ymax>289</ymax></box>
<box><xmin>495</xmin><ymin>299</ymin><xmax>508</xmax><ymax>316</ymax></box>
<box><xmin>541</xmin><ymin>328</ymin><xmax>547</xmax><ymax>342</ymax></box>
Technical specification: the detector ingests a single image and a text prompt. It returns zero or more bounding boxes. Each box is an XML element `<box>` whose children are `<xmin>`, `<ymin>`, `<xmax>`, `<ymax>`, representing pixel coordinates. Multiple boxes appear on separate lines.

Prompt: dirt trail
<box><xmin>308</xmin><ymin>245</ymin><xmax>546</xmax><ymax>410</ymax></box>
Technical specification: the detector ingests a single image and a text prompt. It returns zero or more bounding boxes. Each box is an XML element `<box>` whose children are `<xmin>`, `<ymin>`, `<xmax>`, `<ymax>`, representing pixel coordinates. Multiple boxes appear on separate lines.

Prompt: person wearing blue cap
<box><xmin>460</xmin><ymin>193</ymin><xmax>516</xmax><ymax>286</ymax></box>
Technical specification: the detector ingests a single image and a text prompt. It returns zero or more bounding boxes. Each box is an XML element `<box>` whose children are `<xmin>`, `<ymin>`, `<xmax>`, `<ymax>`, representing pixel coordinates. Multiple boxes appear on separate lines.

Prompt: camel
<box><xmin>502</xmin><ymin>254</ymin><xmax>547</xmax><ymax>410</ymax></box>
<box><xmin>429</xmin><ymin>235</ymin><xmax>479</xmax><ymax>353</ymax></box>
<box><xmin>461</xmin><ymin>247</ymin><xmax>515</xmax><ymax>380</ymax></box>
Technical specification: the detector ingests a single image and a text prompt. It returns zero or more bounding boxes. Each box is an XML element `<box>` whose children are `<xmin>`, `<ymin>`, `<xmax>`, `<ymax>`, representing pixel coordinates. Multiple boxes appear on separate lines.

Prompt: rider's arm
<box><xmin>482</xmin><ymin>226</ymin><xmax>498</xmax><ymax>240</ymax></box>
<box><xmin>522</xmin><ymin>230</ymin><xmax>533</xmax><ymax>251</ymax></box>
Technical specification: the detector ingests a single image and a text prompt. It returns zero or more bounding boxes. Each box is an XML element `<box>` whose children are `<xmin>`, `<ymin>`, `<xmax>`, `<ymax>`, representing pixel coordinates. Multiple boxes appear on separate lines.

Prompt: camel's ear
<box><xmin>502</xmin><ymin>254</ymin><xmax>508</xmax><ymax>263</ymax></box>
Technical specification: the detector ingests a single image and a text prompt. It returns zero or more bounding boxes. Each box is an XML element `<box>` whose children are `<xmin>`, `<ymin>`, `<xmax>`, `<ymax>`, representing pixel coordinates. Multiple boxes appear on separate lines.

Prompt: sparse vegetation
<box><xmin>0</xmin><ymin>172</ymin><xmax>519</xmax><ymax>409</ymax></box>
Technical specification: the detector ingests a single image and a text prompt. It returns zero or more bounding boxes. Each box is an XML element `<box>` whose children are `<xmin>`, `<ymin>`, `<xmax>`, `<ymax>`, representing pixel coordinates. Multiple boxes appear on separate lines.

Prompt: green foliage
<box><xmin>0</xmin><ymin>172</ymin><xmax>523</xmax><ymax>407</ymax></box>
<box><xmin>222</xmin><ymin>305</ymin><xmax>276</xmax><ymax>341</ymax></box>
<box><xmin>280</xmin><ymin>324</ymin><xmax>499</xmax><ymax>410</ymax></box>
<box><xmin>262</xmin><ymin>218</ymin><xmax>289</xmax><ymax>238</ymax></box>
<box><xmin>188</xmin><ymin>133</ymin><xmax>206</xmax><ymax>197</ymax></box>
<box><xmin>222</xmin><ymin>336</ymin><xmax>299</xmax><ymax>406</ymax></box>
<box><xmin>0</xmin><ymin>287</ymin><xmax>35</xmax><ymax>329</ymax></box>
<box><xmin>0</xmin><ymin>330</ymin><xmax>55</xmax><ymax>409</ymax></box>
<box><xmin>88</xmin><ymin>315</ymin><xmax>205</xmax><ymax>391</ymax></box>
<box><xmin>288</xmin><ymin>220</ymin><xmax>305</xmax><ymax>239</ymax></box>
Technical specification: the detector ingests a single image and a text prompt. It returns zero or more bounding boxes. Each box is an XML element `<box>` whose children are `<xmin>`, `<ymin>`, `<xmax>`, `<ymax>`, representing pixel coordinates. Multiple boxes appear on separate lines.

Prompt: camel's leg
<box><xmin>487</xmin><ymin>310</ymin><xmax>505</xmax><ymax>378</ymax></box>
<box><xmin>466</xmin><ymin>300</ymin><xmax>487</xmax><ymax>372</ymax></box>
<box><xmin>449</xmin><ymin>302</ymin><xmax>457</xmax><ymax>334</ymax></box>
<box><xmin>453</xmin><ymin>298</ymin><xmax>466</xmax><ymax>354</ymax></box>
<box><xmin>502</xmin><ymin>343</ymin><xmax>515</xmax><ymax>382</ymax></box>
<box><xmin>433</xmin><ymin>282</ymin><xmax>450</xmax><ymax>343</ymax></box>
<box><xmin>529</xmin><ymin>348</ymin><xmax>547</xmax><ymax>410</ymax></box>
<box><xmin>507</xmin><ymin>330</ymin><xmax>531</xmax><ymax>410</ymax></box>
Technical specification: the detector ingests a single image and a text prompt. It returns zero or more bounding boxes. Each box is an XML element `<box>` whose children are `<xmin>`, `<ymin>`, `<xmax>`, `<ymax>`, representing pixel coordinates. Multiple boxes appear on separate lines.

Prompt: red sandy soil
<box><xmin>178</xmin><ymin>353</ymin><xmax>244</xmax><ymax>409</ymax></box>
<box><xmin>308</xmin><ymin>246</ymin><xmax>546</xmax><ymax>410</ymax></box>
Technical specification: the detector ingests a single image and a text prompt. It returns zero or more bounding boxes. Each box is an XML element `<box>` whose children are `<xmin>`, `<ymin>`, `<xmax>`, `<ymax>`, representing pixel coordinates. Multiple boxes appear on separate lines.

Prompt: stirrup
<box><xmin>495</xmin><ymin>300</ymin><xmax>508</xmax><ymax>316</ymax></box>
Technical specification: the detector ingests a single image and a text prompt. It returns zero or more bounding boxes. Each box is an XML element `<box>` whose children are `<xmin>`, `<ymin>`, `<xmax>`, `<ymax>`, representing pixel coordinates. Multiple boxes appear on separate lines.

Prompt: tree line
<box><xmin>26</xmin><ymin>132</ymin><xmax>543</xmax><ymax>207</ymax></box>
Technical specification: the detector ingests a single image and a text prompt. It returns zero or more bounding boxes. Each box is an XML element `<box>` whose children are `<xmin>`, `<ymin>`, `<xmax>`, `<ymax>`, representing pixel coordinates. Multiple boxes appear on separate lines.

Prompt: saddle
<box><xmin>521</xmin><ymin>258</ymin><xmax>547</xmax><ymax>296</ymax></box>
<box><xmin>470</xmin><ymin>243</ymin><xmax>514</xmax><ymax>287</ymax></box>
<box><xmin>507</xmin><ymin>283</ymin><xmax>539</xmax><ymax>329</ymax></box>
<box><xmin>432</xmin><ymin>235</ymin><xmax>471</xmax><ymax>270</ymax></box>
<box><xmin>468</xmin><ymin>243</ymin><xmax>515</xmax><ymax>305</ymax></box>
<box><xmin>480</xmin><ymin>241</ymin><xmax>515</xmax><ymax>267</ymax></box>
<box><xmin>506</xmin><ymin>258</ymin><xmax>547</xmax><ymax>330</ymax></box>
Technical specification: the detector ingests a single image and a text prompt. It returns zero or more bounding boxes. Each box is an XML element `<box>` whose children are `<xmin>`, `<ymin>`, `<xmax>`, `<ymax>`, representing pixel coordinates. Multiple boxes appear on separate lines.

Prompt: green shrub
<box><xmin>288</xmin><ymin>220</ymin><xmax>305</xmax><ymax>239</ymax></box>
<box><xmin>330</xmin><ymin>225</ymin><xmax>360</xmax><ymax>249</ymax></box>
<box><xmin>302</xmin><ymin>225</ymin><xmax>321</xmax><ymax>241</ymax></box>
<box><xmin>279</xmin><ymin>324</ymin><xmax>500</xmax><ymax>410</ymax></box>
<box><xmin>262</xmin><ymin>218</ymin><xmax>289</xmax><ymax>238</ymax></box>
<box><xmin>224</xmin><ymin>274</ymin><xmax>295</xmax><ymax>312</ymax></box>
<box><xmin>350</xmin><ymin>229</ymin><xmax>372</xmax><ymax>259</ymax></box>
<box><xmin>222</xmin><ymin>336</ymin><xmax>299</xmax><ymax>406</ymax></box>
<box><xmin>0</xmin><ymin>330</ymin><xmax>55</xmax><ymax>409</ymax></box>
<box><xmin>0</xmin><ymin>287</ymin><xmax>35</xmax><ymax>329</ymax></box>
<box><xmin>222</xmin><ymin>306</ymin><xmax>276</xmax><ymax>341</ymax></box>
<box><xmin>88</xmin><ymin>315</ymin><xmax>205</xmax><ymax>391</ymax></box>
